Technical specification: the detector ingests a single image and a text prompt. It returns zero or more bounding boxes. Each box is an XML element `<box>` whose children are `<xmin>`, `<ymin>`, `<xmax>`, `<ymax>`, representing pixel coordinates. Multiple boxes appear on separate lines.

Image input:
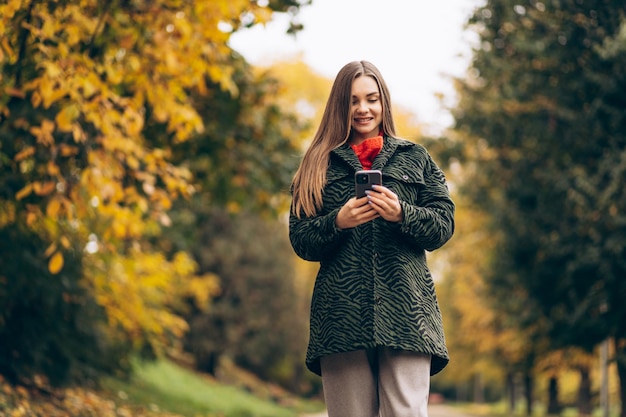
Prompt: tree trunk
<box><xmin>474</xmin><ymin>372</ymin><xmax>484</xmax><ymax>403</ymax></box>
<box><xmin>195</xmin><ymin>349</ymin><xmax>221</xmax><ymax>376</ymax></box>
<box><xmin>577</xmin><ymin>365</ymin><xmax>592</xmax><ymax>417</ymax></box>
<box><xmin>616</xmin><ymin>338</ymin><xmax>626</xmax><ymax>417</ymax></box>
<box><xmin>456</xmin><ymin>381</ymin><xmax>469</xmax><ymax>402</ymax></box>
<box><xmin>547</xmin><ymin>375</ymin><xmax>561</xmax><ymax>415</ymax></box>
<box><xmin>507</xmin><ymin>371</ymin><xmax>516</xmax><ymax>414</ymax></box>
<box><xmin>524</xmin><ymin>371</ymin><xmax>533</xmax><ymax>416</ymax></box>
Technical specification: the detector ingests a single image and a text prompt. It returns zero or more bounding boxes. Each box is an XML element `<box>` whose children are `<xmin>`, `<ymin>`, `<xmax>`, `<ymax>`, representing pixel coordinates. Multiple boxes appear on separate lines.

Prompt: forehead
<box><xmin>351</xmin><ymin>75</ymin><xmax>380</xmax><ymax>96</ymax></box>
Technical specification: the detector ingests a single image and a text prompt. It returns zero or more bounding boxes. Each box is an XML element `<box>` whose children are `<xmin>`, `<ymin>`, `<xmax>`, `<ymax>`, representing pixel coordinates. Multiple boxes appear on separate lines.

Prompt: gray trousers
<box><xmin>320</xmin><ymin>347</ymin><xmax>431</xmax><ymax>417</ymax></box>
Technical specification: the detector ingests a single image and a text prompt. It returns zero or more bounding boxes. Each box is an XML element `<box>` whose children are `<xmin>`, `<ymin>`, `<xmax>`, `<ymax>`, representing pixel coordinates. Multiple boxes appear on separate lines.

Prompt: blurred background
<box><xmin>0</xmin><ymin>0</ymin><xmax>625</xmax><ymax>416</ymax></box>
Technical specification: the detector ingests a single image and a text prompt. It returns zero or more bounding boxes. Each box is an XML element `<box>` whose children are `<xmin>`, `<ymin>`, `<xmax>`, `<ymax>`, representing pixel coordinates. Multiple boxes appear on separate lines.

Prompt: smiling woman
<box><xmin>289</xmin><ymin>60</ymin><xmax>455</xmax><ymax>417</ymax></box>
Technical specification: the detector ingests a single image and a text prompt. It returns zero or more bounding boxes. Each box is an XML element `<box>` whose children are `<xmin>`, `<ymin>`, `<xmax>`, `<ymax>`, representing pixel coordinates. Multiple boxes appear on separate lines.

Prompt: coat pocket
<box><xmin>384</xmin><ymin>164</ymin><xmax>426</xmax><ymax>185</ymax></box>
<box><xmin>383</xmin><ymin>166</ymin><xmax>425</xmax><ymax>203</ymax></box>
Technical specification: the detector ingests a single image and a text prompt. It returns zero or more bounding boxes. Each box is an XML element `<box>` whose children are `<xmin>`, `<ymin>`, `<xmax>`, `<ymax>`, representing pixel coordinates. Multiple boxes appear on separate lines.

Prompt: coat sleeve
<box><xmin>289</xmin><ymin>207</ymin><xmax>347</xmax><ymax>262</ymax></box>
<box><xmin>398</xmin><ymin>155</ymin><xmax>455</xmax><ymax>252</ymax></box>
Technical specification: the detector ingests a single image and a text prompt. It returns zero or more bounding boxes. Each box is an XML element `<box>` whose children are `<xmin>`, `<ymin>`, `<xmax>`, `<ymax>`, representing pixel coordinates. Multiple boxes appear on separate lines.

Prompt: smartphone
<box><xmin>355</xmin><ymin>170</ymin><xmax>382</xmax><ymax>198</ymax></box>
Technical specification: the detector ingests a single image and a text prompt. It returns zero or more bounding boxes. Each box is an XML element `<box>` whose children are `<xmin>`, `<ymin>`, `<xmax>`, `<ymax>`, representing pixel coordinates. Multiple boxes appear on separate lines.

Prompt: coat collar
<box><xmin>331</xmin><ymin>135</ymin><xmax>413</xmax><ymax>171</ymax></box>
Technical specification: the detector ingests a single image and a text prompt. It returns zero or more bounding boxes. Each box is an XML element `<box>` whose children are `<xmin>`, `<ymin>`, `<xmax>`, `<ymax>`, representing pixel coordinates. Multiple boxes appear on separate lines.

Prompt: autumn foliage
<box><xmin>0</xmin><ymin>0</ymin><xmax>309</xmax><ymax>387</ymax></box>
<box><xmin>443</xmin><ymin>0</ymin><xmax>626</xmax><ymax>413</ymax></box>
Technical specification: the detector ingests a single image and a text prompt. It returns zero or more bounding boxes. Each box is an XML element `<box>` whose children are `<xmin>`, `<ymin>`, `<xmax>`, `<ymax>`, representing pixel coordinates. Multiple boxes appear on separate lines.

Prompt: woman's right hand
<box><xmin>335</xmin><ymin>197</ymin><xmax>380</xmax><ymax>229</ymax></box>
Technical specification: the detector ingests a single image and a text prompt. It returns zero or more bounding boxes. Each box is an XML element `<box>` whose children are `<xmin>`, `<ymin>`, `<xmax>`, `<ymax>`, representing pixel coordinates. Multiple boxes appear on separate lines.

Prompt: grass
<box><xmin>102</xmin><ymin>359</ymin><xmax>324</xmax><ymax>417</ymax></box>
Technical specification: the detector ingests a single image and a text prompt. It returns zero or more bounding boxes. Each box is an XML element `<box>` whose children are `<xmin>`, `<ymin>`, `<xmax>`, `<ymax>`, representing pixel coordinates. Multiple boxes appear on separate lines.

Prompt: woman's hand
<box><xmin>335</xmin><ymin>196</ymin><xmax>379</xmax><ymax>229</ymax></box>
<box><xmin>335</xmin><ymin>185</ymin><xmax>403</xmax><ymax>229</ymax></box>
<box><xmin>365</xmin><ymin>184</ymin><xmax>403</xmax><ymax>223</ymax></box>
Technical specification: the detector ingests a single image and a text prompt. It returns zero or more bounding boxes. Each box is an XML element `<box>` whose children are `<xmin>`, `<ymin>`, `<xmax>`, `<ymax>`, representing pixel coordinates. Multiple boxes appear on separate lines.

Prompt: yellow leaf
<box><xmin>44</xmin><ymin>243</ymin><xmax>57</xmax><ymax>257</ymax></box>
<box><xmin>25</xmin><ymin>204</ymin><xmax>39</xmax><ymax>226</ymax></box>
<box><xmin>226</xmin><ymin>201</ymin><xmax>240</xmax><ymax>213</ymax></box>
<box><xmin>48</xmin><ymin>251</ymin><xmax>64</xmax><ymax>274</ymax></box>
<box><xmin>15</xmin><ymin>183</ymin><xmax>33</xmax><ymax>200</ymax></box>
<box><xmin>72</xmin><ymin>124</ymin><xmax>86</xmax><ymax>142</ymax></box>
<box><xmin>39</xmin><ymin>76</ymin><xmax>54</xmax><ymax>108</ymax></box>
<box><xmin>14</xmin><ymin>146</ymin><xmax>35</xmax><ymax>162</ymax></box>
<box><xmin>1</xmin><ymin>37</ymin><xmax>15</xmax><ymax>62</ymax></box>
<box><xmin>31</xmin><ymin>90</ymin><xmax>42</xmax><ymax>108</ymax></box>
<box><xmin>126</xmin><ymin>155</ymin><xmax>139</xmax><ymax>170</ymax></box>
<box><xmin>82</xmin><ymin>73</ymin><xmax>100</xmax><ymax>98</ymax></box>
<box><xmin>29</xmin><ymin>119</ymin><xmax>55</xmax><ymax>145</ymax></box>
<box><xmin>46</xmin><ymin>198</ymin><xmax>62</xmax><ymax>218</ymax></box>
<box><xmin>55</xmin><ymin>104</ymin><xmax>79</xmax><ymax>132</ymax></box>
<box><xmin>43</xmin><ymin>61</ymin><xmax>62</xmax><ymax>78</ymax></box>
<box><xmin>65</xmin><ymin>24</ymin><xmax>82</xmax><ymax>46</ymax></box>
<box><xmin>47</xmin><ymin>161</ymin><xmax>60</xmax><ymax>176</ymax></box>
<box><xmin>60</xmin><ymin>236</ymin><xmax>71</xmax><ymax>249</ymax></box>
<box><xmin>41</xmin><ymin>17</ymin><xmax>56</xmax><ymax>40</ymax></box>
<box><xmin>59</xmin><ymin>143</ymin><xmax>79</xmax><ymax>156</ymax></box>
<box><xmin>26</xmin><ymin>211</ymin><xmax>37</xmax><ymax>226</ymax></box>
<box><xmin>33</xmin><ymin>181</ymin><xmax>56</xmax><ymax>196</ymax></box>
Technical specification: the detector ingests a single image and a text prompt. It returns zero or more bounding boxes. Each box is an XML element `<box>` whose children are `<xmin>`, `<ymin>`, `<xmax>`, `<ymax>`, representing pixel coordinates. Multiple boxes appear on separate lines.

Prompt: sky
<box><xmin>229</xmin><ymin>0</ymin><xmax>481</xmax><ymax>134</ymax></box>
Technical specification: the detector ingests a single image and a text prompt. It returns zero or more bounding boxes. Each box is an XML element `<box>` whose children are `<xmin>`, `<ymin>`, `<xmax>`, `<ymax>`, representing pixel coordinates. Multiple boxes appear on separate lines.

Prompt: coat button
<box><xmin>402</xmin><ymin>174</ymin><xmax>409</xmax><ymax>180</ymax></box>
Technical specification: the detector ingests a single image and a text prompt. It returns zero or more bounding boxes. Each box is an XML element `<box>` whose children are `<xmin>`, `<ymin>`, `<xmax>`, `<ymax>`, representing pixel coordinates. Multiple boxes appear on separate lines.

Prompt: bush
<box><xmin>0</xmin><ymin>224</ymin><xmax>127</xmax><ymax>386</ymax></box>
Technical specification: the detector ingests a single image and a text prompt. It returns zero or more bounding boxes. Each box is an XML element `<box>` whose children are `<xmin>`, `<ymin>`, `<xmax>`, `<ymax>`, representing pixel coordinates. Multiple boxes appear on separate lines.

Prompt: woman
<box><xmin>289</xmin><ymin>61</ymin><xmax>455</xmax><ymax>417</ymax></box>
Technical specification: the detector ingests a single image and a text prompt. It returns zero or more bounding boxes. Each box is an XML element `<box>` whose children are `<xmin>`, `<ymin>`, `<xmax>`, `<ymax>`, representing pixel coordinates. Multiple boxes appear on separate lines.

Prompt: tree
<box><xmin>157</xmin><ymin>56</ymin><xmax>312</xmax><ymax>390</ymax></box>
<box><xmin>182</xmin><ymin>210</ymin><xmax>307</xmax><ymax>388</ymax></box>
<box><xmin>0</xmin><ymin>0</ymin><xmax>309</xmax><ymax>385</ymax></box>
<box><xmin>453</xmin><ymin>0</ymin><xmax>626</xmax><ymax>414</ymax></box>
<box><xmin>433</xmin><ymin>187</ymin><xmax>549</xmax><ymax>412</ymax></box>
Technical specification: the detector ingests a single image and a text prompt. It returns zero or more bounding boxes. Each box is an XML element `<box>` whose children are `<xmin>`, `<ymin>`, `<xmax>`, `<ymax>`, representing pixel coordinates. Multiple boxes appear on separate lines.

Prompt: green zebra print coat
<box><xmin>289</xmin><ymin>136</ymin><xmax>455</xmax><ymax>376</ymax></box>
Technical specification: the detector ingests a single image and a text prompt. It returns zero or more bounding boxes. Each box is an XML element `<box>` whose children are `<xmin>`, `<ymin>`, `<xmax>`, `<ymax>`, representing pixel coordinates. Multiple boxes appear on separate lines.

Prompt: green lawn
<box><xmin>103</xmin><ymin>359</ymin><xmax>324</xmax><ymax>417</ymax></box>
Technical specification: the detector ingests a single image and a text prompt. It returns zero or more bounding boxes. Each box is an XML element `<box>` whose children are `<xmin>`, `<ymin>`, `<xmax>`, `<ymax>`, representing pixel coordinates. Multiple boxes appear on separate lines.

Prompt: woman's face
<box><xmin>350</xmin><ymin>75</ymin><xmax>383</xmax><ymax>144</ymax></box>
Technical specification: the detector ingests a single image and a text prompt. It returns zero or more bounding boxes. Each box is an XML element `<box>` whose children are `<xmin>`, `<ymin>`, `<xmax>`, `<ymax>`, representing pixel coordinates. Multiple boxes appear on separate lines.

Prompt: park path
<box><xmin>302</xmin><ymin>403</ymin><xmax>475</xmax><ymax>417</ymax></box>
<box><xmin>429</xmin><ymin>404</ymin><xmax>476</xmax><ymax>417</ymax></box>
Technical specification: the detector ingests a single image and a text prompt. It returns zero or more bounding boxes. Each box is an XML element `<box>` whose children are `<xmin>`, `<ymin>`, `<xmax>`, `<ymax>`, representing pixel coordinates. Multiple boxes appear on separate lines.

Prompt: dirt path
<box><xmin>429</xmin><ymin>404</ymin><xmax>476</xmax><ymax>417</ymax></box>
<box><xmin>302</xmin><ymin>403</ymin><xmax>475</xmax><ymax>417</ymax></box>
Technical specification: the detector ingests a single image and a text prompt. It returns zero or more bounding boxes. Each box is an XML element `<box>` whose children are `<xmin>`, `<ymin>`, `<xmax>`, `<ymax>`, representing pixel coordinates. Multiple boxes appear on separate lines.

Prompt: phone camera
<box><xmin>356</xmin><ymin>174</ymin><xmax>369</xmax><ymax>184</ymax></box>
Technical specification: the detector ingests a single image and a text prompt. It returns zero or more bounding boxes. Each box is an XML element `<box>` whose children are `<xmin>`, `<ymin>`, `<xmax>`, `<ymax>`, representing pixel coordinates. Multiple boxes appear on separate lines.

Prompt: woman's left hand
<box><xmin>366</xmin><ymin>184</ymin><xmax>404</xmax><ymax>223</ymax></box>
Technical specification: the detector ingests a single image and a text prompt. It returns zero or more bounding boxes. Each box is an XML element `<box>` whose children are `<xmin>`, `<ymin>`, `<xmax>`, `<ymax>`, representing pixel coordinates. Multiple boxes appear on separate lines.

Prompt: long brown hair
<box><xmin>291</xmin><ymin>61</ymin><xmax>397</xmax><ymax>218</ymax></box>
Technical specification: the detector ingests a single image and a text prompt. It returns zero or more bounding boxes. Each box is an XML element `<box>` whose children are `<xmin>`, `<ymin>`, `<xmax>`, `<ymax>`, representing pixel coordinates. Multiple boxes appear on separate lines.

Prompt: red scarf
<box><xmin>351</xmin><ymin>135</ymin><xmax>383</xmax><ymax>169</ymax></box>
